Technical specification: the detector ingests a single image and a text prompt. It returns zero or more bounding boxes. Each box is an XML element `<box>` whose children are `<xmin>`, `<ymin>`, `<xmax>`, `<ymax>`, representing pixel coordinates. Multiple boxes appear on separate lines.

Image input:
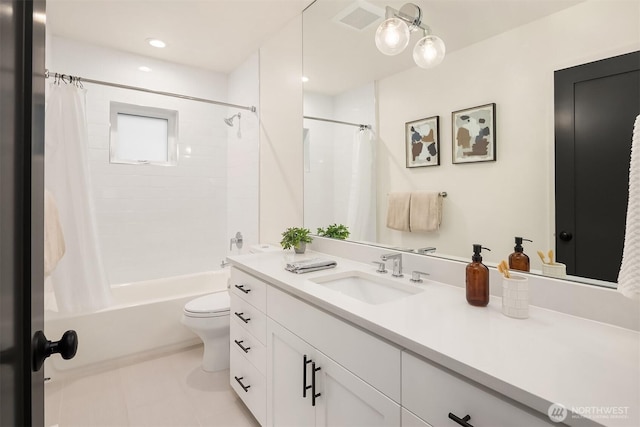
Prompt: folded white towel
<box><xmin>386</xmin><ymin>192</ymin><xmax>411</xmax><ymax>231</ymax></box>
<box><xmin>285</xmin><ymin>258</ymin><xmax>337</xmax><ymax>274</ymax></box>
<box><xmin>44</xmin><ymin>189</ymin><xmax>66</xmax><ymax>277</ymax></box>
<box><xmin>618</xmin><ymin>115</ymin><xmax>640</xmax><ymax>301</ymax></box>
<box><xmin>409</xmin><ymin>191</ymin><xmax>442</xmax><ymax>232</ymax></box>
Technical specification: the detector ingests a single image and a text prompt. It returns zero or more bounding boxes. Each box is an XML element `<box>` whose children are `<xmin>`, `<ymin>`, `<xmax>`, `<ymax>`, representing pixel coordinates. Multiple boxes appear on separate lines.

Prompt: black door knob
<box><xmin>32</xmin><ymin>330</ymin><xmax>78</xmax><ymax>372</ymax></box>
<box><xmin>558</xmin><ymin>231</ymin><xmax>573</xmax><ymax>242</ymax></box>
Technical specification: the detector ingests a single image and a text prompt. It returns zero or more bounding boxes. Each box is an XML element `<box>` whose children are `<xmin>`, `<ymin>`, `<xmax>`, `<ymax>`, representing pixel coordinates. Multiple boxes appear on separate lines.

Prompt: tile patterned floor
<box><xmin>45</xmin><ymin>345</ymin><xmax>260</xmax><ymax>427</ymax></box>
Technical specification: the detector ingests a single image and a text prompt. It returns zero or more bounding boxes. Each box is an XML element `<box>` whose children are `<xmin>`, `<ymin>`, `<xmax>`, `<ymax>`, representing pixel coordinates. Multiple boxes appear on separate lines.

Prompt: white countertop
<box><xmin>228</xmin><ymin>250</ymin><xmax>640</xmax><ymax>427</ymax></box>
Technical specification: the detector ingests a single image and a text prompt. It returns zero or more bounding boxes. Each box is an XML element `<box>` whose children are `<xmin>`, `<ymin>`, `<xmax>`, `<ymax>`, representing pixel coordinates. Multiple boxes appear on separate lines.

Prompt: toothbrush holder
<box><xmin>542</xmin><ymin>262</ymin><xmax>567</xmax><ymax>279</ymax></box>
<box><xmin>501</xmin><ymin>274</ymin><xmax>529</xmax><ymax>319</ymax></box>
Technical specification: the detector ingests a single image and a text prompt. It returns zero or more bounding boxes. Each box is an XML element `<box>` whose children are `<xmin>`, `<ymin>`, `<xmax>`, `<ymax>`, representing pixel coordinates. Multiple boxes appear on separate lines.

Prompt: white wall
<box><xmin>376</xmin><ymin>0</ymin><xmax>640</xmax><ymax>268</ymax></box>
<box><xmin>227</xmin><ymin>52</ymin><xmax>260</xmax><ymax>255</ymax></box>
<box><xmin>49</xmin><ymin>37</ymin><xmax>237</xmax><ymax>284</ymax></box>
<box><xmin>259</xmin><ymin>15</ymin><xmax>304</xmax><ymax>244</ymax></box>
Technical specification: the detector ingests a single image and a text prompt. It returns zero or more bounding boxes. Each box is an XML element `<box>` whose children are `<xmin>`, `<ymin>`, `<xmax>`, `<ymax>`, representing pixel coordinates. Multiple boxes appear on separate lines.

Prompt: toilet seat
<box><xmin>184</xmin><ymin>292</ymin><xmax>230</xmax><ymax>318</ymax></box>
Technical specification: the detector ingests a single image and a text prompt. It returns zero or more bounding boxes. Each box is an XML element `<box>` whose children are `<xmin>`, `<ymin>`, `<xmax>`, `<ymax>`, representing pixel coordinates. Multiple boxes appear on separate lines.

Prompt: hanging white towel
<box><xmin>617</xmin><ymin>115</ymin><xmax>640</xmax><ymax>301</ymax></box>
<box><xmin>386</xmin><ymin>192</ymin><xmax>411</xmax><ymax>231</ymax></box>
<box><xmin>409</xmin><ymin>191</ymin><xmax>442</xmax><ymax>232</ymax></box>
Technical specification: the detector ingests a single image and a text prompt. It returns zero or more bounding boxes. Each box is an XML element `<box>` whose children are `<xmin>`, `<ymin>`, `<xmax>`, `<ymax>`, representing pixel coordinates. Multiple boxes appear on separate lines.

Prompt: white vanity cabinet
<box><xmin>229</xmin><ymin>268</ymin><xmax>268</xmax><ymax>425</ymax></box>
<box><xmin>267</xmin><ymin>318</ymin><xmax>401</xmax><ymax>427</ymax></box>
<box><xmin>402</xmin><ymin>352</ymin><xmax>553</xmax><ymax>427</ymax></box>
<box><xmin>229</xmin><ymin>265</ymin><xmax>555</xmax><ymax>427</ymax></box>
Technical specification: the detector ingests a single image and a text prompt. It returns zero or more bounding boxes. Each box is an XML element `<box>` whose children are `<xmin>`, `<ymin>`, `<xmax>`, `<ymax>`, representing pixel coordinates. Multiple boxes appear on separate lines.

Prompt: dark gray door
<box><xmin>0</xmin><ymin>0</ymin><xmax>46</xmax><ymax>425</ymax></box>
<box><xmin>555</xmin><ymin>51</ymin><xmax>640</xmax><ymax>282</ymax></box>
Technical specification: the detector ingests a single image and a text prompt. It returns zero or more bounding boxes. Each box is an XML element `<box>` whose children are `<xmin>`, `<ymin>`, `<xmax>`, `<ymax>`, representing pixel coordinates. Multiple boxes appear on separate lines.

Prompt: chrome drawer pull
<box><xmin>448</xmin><ymin>413</ymin><xmax>474</xmax><ymax>427</ymax></box>
<box><xmin>234</xmin><ymin>312</ymin><xmax>250</xmax><ymax>323</ymax></box>
<box><xmin>235</xmin><ymin>284</ymin><xmax>251</xmax><ymax>294</ymax></box>
<box><xmin>234</xmin><ymin>339</ymin><xmax>250</xmax><ymax>353</ymax></box>
<box><xmin>234</xmin><ymin>376</ymin><xmax>251</xmax><ymax>392</ymax></box>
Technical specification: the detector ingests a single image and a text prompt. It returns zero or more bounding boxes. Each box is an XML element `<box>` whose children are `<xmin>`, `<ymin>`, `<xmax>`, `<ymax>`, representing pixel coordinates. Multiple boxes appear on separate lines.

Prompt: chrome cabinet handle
<box><xmin>234</xmin><ymin>312</ymin><xmax>250</xmax><ymax>323</ymax></box>
<box><xmin>234</xmin><ymin>284</ymin><xmax>251</xmax><ymax>294</ymax></box>
<box><xmin>234</xmin><ymin>376</ymin><xmax>251</xmax><ymax>392</ymax></box>
<box><xmin>234</xmin><ymin>339</ymin><xmax>250</xmax><ymax>353</ymax></box>
<box><xmin>448</xmin><ymin>413</ymin><xmax>474</xmax><ymax>427</ymax></box>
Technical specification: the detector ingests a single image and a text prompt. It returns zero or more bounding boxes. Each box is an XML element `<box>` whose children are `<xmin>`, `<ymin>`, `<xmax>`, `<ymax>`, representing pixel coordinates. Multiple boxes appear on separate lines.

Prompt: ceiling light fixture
<box><xmin>138</xmin><ymin>66</ymin><xmax>152</xmax><ymax>72</ymax></box>
<box><xmin>147</xmin><ymin>38</ymin><xmax>166</xmax><ymax>48</ymax></box>
<box><xmin>375</xmin><ymin>3</ymin><xmax>445</xmax><ymax>69</ymax></box>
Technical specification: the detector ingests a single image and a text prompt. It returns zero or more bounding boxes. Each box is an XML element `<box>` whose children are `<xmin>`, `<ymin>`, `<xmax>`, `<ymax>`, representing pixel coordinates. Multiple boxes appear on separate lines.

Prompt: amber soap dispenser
<box><xmin>508</xmin><ymin>237</ymin><xmax>532</xmax><ymax>272</ymax></box>
<box><xmin>466</xmin><ymin>244</ymin><xmax>491</xmax><ymax>307</ymax></box>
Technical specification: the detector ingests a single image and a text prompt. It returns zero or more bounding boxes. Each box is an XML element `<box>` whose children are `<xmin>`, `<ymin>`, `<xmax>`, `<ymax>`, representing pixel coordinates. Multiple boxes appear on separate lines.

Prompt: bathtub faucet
<box><xmin>230</xmin><ymin>231</ymin><xmax>243</xmax><ymax>251</ymax></box>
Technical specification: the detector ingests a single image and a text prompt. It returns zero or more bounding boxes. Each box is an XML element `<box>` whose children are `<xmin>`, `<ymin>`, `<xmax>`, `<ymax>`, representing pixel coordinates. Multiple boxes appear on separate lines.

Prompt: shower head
<box><xmin>224</xmin><ymin>113</ymin><xmax>241</xmax><ymax>126</ymax></box>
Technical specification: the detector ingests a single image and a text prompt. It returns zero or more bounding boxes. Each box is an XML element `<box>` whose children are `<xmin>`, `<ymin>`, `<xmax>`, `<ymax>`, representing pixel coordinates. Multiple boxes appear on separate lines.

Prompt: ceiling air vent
<box><xmin>332</xmin><ymin>0</ymin><xmax>384</xmax><ymax>32</ymax></box>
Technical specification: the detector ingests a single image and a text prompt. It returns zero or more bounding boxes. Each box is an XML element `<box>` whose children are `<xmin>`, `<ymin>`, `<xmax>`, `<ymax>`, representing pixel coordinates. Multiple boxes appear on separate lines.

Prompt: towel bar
<box><xmin>386</xmin><ymin>192</ymin><xmax>447</xmax><ymax>197</ymax></box>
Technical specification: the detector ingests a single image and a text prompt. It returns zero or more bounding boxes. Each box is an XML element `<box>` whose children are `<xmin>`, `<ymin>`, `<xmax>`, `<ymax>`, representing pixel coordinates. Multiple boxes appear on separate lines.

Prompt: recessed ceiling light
<box><xmin>147</xmin><ymin>38</ymin><xmax>166</xmax><ymax>48</ymax></box>
<box><xmin>302</xmin><ymin>76</ymin><xmax>309</xmax><ymax>83</ymax></box>
<box><xmin>138</xmin><ymin>66</ymin><xmax>152</xmax><ymax>72</ymax></box>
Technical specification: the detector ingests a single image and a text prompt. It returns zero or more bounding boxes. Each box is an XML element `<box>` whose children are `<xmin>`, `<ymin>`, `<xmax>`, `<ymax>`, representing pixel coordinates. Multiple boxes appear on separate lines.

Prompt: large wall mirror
<box><xmin>303</xmin><ymin>0</ymin><xmax>640</xmax><ymax>287</ymax></box>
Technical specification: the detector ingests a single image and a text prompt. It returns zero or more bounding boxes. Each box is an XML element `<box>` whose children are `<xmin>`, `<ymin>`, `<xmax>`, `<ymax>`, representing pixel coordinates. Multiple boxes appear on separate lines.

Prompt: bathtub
<box><xmin>44</xmin><ymin>270</ymin><xmax>229</xmax><ymax>377</ymax></box>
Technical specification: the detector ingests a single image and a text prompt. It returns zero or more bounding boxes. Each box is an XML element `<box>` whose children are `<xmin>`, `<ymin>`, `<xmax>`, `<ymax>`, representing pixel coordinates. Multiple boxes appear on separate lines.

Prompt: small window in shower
<box><xmin>109</xmin><ymin>102</ymin><xmax>178</xmax><ymax>165</ymax></box>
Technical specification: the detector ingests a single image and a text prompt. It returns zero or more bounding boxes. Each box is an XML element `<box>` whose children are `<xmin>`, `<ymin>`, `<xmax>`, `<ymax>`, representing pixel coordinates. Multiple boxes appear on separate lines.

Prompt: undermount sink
<box><xmin>309</xmin><ymin>270</ymin><xmax>423</xmax><ymax>305</ymax></box>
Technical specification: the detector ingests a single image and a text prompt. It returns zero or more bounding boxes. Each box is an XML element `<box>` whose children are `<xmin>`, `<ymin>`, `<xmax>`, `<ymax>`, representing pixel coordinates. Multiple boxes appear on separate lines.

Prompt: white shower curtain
<box><xmin>346</xmin><ymin>128</ymin><xmax>376</xmax><ymax>242</ymax></box>
<box><xmin>45</xmin><ymin>83</ymin><xmax>112</xmax><ymax>313</ymax></box>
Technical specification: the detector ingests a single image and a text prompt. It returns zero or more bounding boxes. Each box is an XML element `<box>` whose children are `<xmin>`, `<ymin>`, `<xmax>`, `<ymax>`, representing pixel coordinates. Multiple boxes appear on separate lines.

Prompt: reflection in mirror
<box><xmin>303</xmin><ymin>0</ymin><xmax>640</xmax><ymax>287</ymax></box>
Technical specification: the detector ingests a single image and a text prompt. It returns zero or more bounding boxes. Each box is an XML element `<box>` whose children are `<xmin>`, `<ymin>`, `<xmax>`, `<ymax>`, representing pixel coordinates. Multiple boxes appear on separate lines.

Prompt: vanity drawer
<box><xmin>230</xmin><ymin>293</ymin><xmax>266</xmax><ymax>345</ymax></box>
<box><xmin>230</xmin><ymin>315</ymin><xmax>266</xmax><ymax>374</ymax></box>
<box><xmin>402</xmin><ymin>352</ymin><xmax>552</xmax><ymax>427</ymax></box>
<box><xmin>267</xmin><ymin>285</ymin><xmax>401</xmax><ymax>403</ymax></box>
<box><xmin>230</xmin><ymin>345</ymin><xmax>266</xmax><ymax>426</ymax></box>
<box><xmin>230</xmin><ymin>267</ymin><xmax>267</xmax><ymax>311</ymax></box>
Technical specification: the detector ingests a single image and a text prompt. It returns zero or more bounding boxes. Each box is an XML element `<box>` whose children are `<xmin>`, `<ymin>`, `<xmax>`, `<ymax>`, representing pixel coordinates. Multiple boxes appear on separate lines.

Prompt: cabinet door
<box><xmin>402</xmin><ymin>409</ymin><xmax>433</xmax><ymax>427</ymax></box>
<box><xmin>314</xmin><ymin>350</ymin><xmax>401</xmax><ymax>427</ymax></box>
<box><xmin>267</xmin><ymin>319</ymin><xmax>316</xmax><ymax>427</ymax></box>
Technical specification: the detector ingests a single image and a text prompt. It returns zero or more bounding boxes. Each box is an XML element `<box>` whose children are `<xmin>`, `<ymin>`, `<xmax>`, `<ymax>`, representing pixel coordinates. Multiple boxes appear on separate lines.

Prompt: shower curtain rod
<box><xmin>304</xmin><ymin>115</ymin><xmax>372</xmax><ymax>130</ymax></box>
<box><xmin>44</xmin><ymin>69</ymin><xmax>257</xmax><ymax>112</ymax></box>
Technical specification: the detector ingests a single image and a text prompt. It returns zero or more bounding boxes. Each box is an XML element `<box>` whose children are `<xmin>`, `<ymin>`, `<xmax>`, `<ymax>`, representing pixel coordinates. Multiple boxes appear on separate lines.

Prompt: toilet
<box><xmin>181</xmin><ymin>291</ymin><xmax>230</xmax><ymax>372</ymax></box>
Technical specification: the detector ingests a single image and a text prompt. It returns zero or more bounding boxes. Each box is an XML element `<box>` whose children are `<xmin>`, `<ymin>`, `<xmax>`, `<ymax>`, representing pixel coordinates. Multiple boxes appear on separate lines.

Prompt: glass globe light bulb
<box><xmin>375</xmin><ymin>18</ymin><xmax>410</xmax><ymax>56</ymax></box>
<box><xmin>413</xmin><ymin>35</ymin><xmax>446</xmax><ymax>69</ymax></box>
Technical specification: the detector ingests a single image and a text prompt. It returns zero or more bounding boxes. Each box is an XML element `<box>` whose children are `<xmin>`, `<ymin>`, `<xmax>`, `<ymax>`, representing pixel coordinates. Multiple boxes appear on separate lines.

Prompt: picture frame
<box><xmin>406</xmin><ymin>116</ymin><xmax>440</xmax><ymax>168</ymax></box>
<box><xmin>451</xmin><ymin>103</ymin><xmax>496</xmax><ymax>164</ymax></box>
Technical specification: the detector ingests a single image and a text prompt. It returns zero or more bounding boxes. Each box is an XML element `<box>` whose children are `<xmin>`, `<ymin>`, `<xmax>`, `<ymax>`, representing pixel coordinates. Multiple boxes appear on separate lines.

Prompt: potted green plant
<box><xmin>280</xmin><ymin>227</ymin><xmax>313</xmax><ymax>254</ymax></box>
<box><xmin>316</xmin><ymin>223</ymin><xmax>350</xmax><ymax>240</ymax></box>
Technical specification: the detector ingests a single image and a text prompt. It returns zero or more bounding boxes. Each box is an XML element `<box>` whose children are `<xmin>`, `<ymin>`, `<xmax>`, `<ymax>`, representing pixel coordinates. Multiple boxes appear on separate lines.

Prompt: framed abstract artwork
<box><xmin>452</xmin><ymin>103</ymin><xmax>496</xmax><ymax>164</ymax></box>
<box><xmin>406</xmin><ymin>116</ymin><xmax>440</xmax><ymax>168</ymax></box>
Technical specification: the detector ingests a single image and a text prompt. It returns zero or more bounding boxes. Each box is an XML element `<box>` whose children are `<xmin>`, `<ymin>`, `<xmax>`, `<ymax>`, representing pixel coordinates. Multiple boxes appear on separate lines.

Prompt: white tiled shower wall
<box><xmin>48</xmin><ymin>37</ymin><xmax>258</xmax><ymax>284</ymax></box>
<box><xmin>227</xmin><ymin>53</ymin><xmax>259</xmax><ymax>256</ymax></box>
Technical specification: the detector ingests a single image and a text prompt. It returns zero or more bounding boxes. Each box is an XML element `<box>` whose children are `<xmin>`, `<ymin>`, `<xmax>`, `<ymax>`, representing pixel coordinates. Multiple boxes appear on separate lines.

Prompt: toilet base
<box><xmin>201</xmin><ymin>335</ymin><xmax>230</xmax><ymax>372</ymax></box>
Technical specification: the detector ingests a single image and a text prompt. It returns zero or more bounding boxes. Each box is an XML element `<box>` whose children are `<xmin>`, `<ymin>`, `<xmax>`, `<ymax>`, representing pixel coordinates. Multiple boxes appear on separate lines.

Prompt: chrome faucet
<box><xmin>230</xmin><ymin>231</ymin><xmax>243</xmax><ymax>251</ymax></box>
<box><xmin>380</xmin><ymin>253</ymin><xmax>403</xmax><ymax>278</ymax></box>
